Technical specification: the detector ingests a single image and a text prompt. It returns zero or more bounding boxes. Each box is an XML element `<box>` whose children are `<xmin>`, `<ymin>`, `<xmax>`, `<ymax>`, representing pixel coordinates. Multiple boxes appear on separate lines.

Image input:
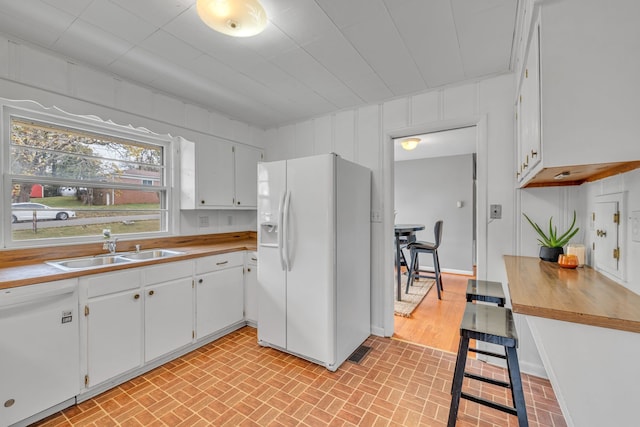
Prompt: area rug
<box><xmin>394</xmin><ymin>279</ymin><xmax>435</xmax><ymax>317</ymax></box>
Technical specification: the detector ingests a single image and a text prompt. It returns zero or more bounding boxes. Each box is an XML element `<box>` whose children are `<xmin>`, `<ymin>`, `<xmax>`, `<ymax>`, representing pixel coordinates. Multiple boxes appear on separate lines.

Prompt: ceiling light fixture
<box><xmin>196</xmin><ymin>0</ymin><xmax>267</xmax><ymax>37</ymax></box>
<box><xmin>400</xmin><ymin>137</ymin><xmax>420</xmax><ymax>151</ymax></box>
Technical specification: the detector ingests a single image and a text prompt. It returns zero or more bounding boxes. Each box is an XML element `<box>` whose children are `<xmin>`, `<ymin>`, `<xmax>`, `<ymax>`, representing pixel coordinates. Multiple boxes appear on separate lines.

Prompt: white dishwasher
<box><xmin>0</xmin><ymin>279</ymin><xmax>80</xmax><ymax>427</ymax></box>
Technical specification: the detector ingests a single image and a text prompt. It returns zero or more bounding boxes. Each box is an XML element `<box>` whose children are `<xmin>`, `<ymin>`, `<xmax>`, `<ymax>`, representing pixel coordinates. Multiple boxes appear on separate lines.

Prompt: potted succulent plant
<box><xmin>523</xmin><ymin>211</ymin><xmax>580</xmax><ymax>262</ymax></box>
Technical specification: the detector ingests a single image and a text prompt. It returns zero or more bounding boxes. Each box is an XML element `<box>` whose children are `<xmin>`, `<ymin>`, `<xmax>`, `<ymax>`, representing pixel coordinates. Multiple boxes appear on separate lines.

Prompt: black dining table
<box><xmin>394</xmin><ymin>224</ymin><xmax>425</xmax><ymax>301</ymax></box>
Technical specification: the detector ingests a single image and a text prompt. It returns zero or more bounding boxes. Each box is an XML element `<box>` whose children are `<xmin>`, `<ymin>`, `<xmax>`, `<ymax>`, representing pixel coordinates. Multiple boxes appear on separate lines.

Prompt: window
<box><xmin>6</xmin><ymin>109</ymin><xmax>171</xmax><ymax>245</ymax></box>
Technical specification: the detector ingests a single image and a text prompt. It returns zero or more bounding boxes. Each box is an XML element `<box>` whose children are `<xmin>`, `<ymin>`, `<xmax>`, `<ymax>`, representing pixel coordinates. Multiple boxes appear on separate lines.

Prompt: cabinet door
<box><xmin>86</xmin><ymin>290</ymin><xmax>143</xmax><ymax>387</ymax></box>
<box><xmin>594</xmin><ymin>201</ymin><xmax>620</xmax><ymax>277</ymax></box>
<box><xmin>523</xmin><ymin>23</ymin><xmax>541</xmax><ymax>172</ymax></box>
<box><xmin>244</xmin><ymin>254</ymin><xmax>258</xmax><ymax>324</ymax></box>
<box><xmin>196</xmin><ymin>266</ymin><xmax>244</xmax><ymax>338</ymax></box>
<box><xmin>197</xmin><ymin>138</ymin><xmax>234</xmax><ymax>207</ymax></box>
<box><xmin>234</xmin><ymin>145</ymin><xmax>263</xmax><ymax>208</ymax></box>
<box><xmin>144</xmin><ymin>278</ymin><xmax>193</xmax><ymax>362</ymax></box>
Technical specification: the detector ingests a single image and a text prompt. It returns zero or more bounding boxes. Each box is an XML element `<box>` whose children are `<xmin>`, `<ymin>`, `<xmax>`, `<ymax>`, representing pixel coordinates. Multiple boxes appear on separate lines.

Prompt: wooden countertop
<box><xmin>0</xmin><ymin>232</ymin><xmax>257</xmax><ymax>290</ymax></box>
<box><xmin>504</xmin><ymin>255</ymin><xmax>640</xmax><ymax>333</ymax></box>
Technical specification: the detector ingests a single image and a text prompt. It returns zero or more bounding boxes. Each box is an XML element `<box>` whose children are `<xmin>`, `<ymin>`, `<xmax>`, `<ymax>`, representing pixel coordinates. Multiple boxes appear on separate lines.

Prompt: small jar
<box><xmin>566</xmin><ymin>244</ymin><xmax>585</xmax><ymax>267</ymax></box>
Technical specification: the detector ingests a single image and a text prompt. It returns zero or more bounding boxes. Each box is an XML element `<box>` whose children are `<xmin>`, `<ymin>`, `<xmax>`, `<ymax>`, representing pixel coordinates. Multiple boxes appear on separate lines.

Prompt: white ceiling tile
<box><xmin>344</xmin><ymin>73</ymin><xmax>394</xmax><ymax>103</ymax></box>
<box><xmin>109</xmin><ymin>0</ymin><xmax>192</xmax><ymax>27</ymax></box>
<box><xmin>108</xmin><ymin>47</ymin><xmax>166</xmax><ymax>84</ymax></box>
<box><xmin>41</xmin><ymin>0</ymin><xmax>92</xmax><ymax>15</ymax></box>
<box><xmin>139</xmin><ymin>29</ymin><xmax>202</xmax><ymax>64</ymax></box>
<box><xmin>271</xmin><ymin>48</ymin><xmax>345</xmax><ymax>96</ymax></box>
<box><xmin>268</xmin><ymin>0</ymin><xmax>336</xmax><ymax>46</ymax></box>
<box><xmin>79</xmin><ymin>0</ymin><xmax>157</xmax><ymax>44</ymax></box>
<box><xmin>303</xmin><ymin>30</ymin><xmax>375</xmax><ymax>82</ymax></box>
<box><xmin>242</xmin><ymin>24</ymin><xmax>298</xmax><ymax>60</ymax></box>
<box><xmin>452</xmin><ymin>0</ymin><xmax>517</xmax><ymax>76</ymax></box>
<box><xmin>315</xmin><ymin>0</ymin><xmax>388</xmax><ymax>30</ymax></box>
<box><xmin>384</xmin><ymin>0</ymin><xmax>465</xmax><ymax>88</ymax></box>
<box><xmin>53</xmin><ymin>19</ymin><xmax>132</xmax><ymax>67</ymax></box>
<box><xmin>0</xmin><ymin>0</ymin><xmax>76</xmax><ymax>46</ymax></box>
<box><xmin>342</xmin><ymin>14</ymin><xmax>426</xmax><ymax>95</ymax></box>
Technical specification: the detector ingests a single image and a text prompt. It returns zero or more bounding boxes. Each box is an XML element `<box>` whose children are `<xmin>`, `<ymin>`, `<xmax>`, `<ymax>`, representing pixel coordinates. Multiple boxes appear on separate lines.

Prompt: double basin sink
<box><xmin>46</xmin><ymin>249</ymin><xmax>185</xmax><ymax>271</ymax></box>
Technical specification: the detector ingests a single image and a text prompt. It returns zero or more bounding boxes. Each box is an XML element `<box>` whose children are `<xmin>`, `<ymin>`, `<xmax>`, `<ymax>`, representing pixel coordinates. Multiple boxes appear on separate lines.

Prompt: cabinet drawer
<box><xmin>195</xmin><ymin>252</ymin><xmax>244</xmax><ymax>275</ymax></box>
<box><xmin>142</xmin><ymin>260</ymin><xmax>193</xmax><ymax>285</ymax></box>
<box><xmin>83</xmin><ymin>269</ymin><xmax>141</xmax><ymax>298</ymax></box>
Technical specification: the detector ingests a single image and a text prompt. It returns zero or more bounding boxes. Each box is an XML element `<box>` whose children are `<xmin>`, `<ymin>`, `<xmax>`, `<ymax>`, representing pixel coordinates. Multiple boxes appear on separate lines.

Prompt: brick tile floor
<box><xmin>34</xmin><ymin>327</ymin><xmax>566</xmax><ymax>426</ymax></box>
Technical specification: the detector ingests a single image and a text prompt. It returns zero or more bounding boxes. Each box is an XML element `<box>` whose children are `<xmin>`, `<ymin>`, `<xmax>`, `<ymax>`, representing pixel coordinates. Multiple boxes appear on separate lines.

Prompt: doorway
<box><xmin>392</xmin><ymin>126</ymin><xmax>478</xmax><ymax>352</ymax></box>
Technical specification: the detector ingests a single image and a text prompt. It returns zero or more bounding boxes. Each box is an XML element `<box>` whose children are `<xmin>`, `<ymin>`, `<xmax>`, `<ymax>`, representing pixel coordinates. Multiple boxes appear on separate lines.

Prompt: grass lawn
<box><xmin>12</xmin><ymin>220</ymin><xmax>160</xmax><ymax>240</ymax></box>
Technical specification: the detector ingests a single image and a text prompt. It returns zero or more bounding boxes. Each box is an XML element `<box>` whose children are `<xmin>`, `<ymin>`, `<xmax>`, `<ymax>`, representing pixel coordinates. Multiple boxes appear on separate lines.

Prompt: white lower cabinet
<box><xmin>244</xmin><ymin>251</ymin><xmax>258</xmax><ymax>325</ymax></box>
<box><xmin>81</xmin><ymin>269</ymin><xmax>143</xmax><ymax>388</ymax></box>
<box><xmin>143</xmin><ymin>261</ymin><xmax>194</xmax><ymax>362</ymax></box>
<box><xmin>196</xmin><ymin>253</ymin><xmax>244</xmax><ymax>338</ymax></box>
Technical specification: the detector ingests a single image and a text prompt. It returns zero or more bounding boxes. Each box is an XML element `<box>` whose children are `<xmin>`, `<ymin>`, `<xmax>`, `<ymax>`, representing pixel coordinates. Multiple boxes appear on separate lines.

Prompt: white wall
<box><xmin>395</xmin><ymin>154</ymin><xmax>474</xmax><ymax>273</ymax></box>
<box><xmin>0</xmin><ymin>36</ymin><xmax>263</xmax><ymax>238</ymax></box>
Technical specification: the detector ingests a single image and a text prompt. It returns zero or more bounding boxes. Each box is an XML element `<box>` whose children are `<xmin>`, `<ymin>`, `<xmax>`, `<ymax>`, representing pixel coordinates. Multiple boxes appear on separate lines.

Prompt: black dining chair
<box><xmin>406</xmin><ymin>220</ymin><xmax>443</xmax><ymax>299</ymax></box>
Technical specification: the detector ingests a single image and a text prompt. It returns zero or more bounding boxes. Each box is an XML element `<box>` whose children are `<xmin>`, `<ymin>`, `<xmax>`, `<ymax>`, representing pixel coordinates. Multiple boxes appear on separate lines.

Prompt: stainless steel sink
<box><xmin>120</xmin><ymin>249</ymin><xmax>184</xmax><ymax>261</ymax></box>
<box><xmin>46</xmin><ymin>249</ymin><xmax>185</xmax><ymax>271</ymax></box>
<box><xmin>46</xmin><ymin>255</ymin><xmax>132</xmax><ymax>271</ymax></box>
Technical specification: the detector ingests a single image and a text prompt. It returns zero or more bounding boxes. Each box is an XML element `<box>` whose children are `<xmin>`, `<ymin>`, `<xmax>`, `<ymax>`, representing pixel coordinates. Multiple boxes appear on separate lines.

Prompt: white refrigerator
<box><xmin>257</xmin><ymin>153</ymin><xmax>371</xmax><ymax>371</ymax></box>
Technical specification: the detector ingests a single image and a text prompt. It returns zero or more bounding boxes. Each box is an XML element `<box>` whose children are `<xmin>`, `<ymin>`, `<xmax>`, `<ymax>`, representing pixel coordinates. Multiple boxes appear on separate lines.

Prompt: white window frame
<box><xmin>2</xmin><ymin>101</ymin><xmax>175</xmax><ymax>248</ymax></box>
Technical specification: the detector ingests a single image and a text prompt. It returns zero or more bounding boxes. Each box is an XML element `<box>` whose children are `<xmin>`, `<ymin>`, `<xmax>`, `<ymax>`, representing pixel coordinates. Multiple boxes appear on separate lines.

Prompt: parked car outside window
<box><xmin>11</xmin><ymin>203</ymin><xmax>76</xmax><ymax>223</ymax></box>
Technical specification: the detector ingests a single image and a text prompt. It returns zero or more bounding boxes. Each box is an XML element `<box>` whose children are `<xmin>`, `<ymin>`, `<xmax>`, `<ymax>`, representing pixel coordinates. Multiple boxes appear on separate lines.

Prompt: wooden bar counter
<box><xmin>503</xmin><ymin>255</ymin><xmax>640</xmax><ymax>333</ymax></box>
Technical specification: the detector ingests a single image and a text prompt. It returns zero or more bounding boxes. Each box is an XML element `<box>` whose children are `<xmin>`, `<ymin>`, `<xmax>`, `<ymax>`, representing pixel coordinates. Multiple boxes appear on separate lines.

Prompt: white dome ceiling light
<box><xmin>196</xmin><ymin>0</ymin><xmax>268</xmax><ymax>37</ymax></box>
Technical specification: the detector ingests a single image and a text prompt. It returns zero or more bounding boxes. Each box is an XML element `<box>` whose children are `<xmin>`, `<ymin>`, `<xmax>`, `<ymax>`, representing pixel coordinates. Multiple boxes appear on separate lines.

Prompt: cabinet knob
<box><xmin>237</xmin><ymin>201</ymin><xmax>241</xmax><ymax>205</ymax></box>
<box><xmin>198</xmin><ymin>278</ymin><xmax>203</xmax><ymax>284</ymax></box>
<box><xmin>531</xmin><ymin>149</ymin><xmax>538</xmax><ymax>158</ymax></box>
<box><xmin>134</xmin><ymin>294</ymin><xmax>140</xmax><ymax>300</ymax></box>
<box><xmin>148</xmin><ymin>290</ymin><xmax>155</xmax><ymax>296</ymax></box>
<box><xmin>597</xmin><ymin>229</ymin><xmax>607</xmax><ymax>237</ymax></box>
<box><xmin>200</xmin><ymin>200</ymin><xmax>205</xmax><ymax>204</ymax></box>
<box><xmin>247</xmin><ymin>267</ymin><xmax>251</xmax><ymax>272</ymax></box>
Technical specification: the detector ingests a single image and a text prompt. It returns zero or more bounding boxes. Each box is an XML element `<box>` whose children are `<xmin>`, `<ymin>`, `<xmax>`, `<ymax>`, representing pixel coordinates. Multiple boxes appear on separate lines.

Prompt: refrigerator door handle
<box><xmin>277</xmin><ymin>191</ymin><xmax>286</xmax><ymax>271</ymax></box>
<box><xmin>283</xmin><ymin>190</ymin><xmax>292</xmax><ymax>271</ymax></box>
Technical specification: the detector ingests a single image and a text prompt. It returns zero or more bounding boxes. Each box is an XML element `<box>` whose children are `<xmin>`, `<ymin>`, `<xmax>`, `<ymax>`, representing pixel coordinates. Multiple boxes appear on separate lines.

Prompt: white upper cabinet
<box><xmin>180</xmin><ymin>137</ymin><xmax>263</xmax><ymax>209</ymax></box>
<box><xmin>234</xmin><ymin>144</ymin><xmax>263</xmax><ymax>207</ymax></box>
<box><xmin>515</xmin><ymin>0</ymin><xmax>640</xmax><ymax>187</ymax></box>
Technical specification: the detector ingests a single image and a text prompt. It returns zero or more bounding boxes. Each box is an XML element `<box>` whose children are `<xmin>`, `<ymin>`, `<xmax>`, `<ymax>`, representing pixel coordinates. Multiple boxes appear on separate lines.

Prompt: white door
<box><xmin>257</xmin><ymin>160</ymin><xmax>287</xmax><ymax>348</ymax></box>
<box><xmin>285</xmin><ymin>155</ymin><xmax>334</xmax><ymax>363</ymax></box>
<box><xmin>594</xmin><ymin>201</ymin><xmax>619</xmax><ymax>276</ymax></box>
<box><xmin>196</xmin><ymin>267</ymin><xmax>244</xmax><ymax>338</ymax></box>
<box><xmin>87</xmin><ymin>290</ymin><xmax>142</xmax><ymax>387</ymax></box>
<box><xmin>144</xmin><ymin>278</ymin><xmax>193</xmax><ymax>362</ymax></box>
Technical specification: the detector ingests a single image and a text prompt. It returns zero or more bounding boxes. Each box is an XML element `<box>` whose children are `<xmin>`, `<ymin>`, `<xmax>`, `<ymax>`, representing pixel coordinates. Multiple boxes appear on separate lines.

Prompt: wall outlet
<box><xmin>490</xmin><ymin>204</ymin><xmax>502</xmax><ymax>219</ymax></box>
<box><xmin>371</xmin><ymin>210</ymin><xmax>382</xmax><ymax>223</ymax></box>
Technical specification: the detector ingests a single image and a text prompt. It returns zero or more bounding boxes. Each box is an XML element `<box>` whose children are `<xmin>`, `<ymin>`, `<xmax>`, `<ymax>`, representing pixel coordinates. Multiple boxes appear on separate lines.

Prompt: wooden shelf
<box><xmin>503</xmin><ymin>255</ymin><xmax>640</xmax><ymax>333</ymax></box>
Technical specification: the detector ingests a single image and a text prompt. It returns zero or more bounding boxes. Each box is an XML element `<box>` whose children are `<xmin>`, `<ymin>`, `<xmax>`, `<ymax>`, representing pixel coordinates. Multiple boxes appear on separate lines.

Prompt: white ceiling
<box><xmin>0</xmin><ymin>0</ymin><xmax>519</xmax><ymax>129</ymax></box>
<box><xmin>393</xmin><ymin>126</ymin><xmax>476</xmax><ymax>162</ymax></box>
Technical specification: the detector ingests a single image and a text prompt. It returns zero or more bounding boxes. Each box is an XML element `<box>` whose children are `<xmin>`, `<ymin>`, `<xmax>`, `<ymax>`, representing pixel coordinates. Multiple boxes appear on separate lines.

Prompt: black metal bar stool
<box><xmin>466</xmin><ymin>279</ymin><xmax>506</xmax><ymax>307</ymax></box>
<box><xmin>448</xmin><ymin>303</ymin><xmax>528</xmax><ymax>427</ymax></box>
<box><xmin>406</xmin><ymin>220</ymin><xmax>443</xmax><ymax>299</ymax></box>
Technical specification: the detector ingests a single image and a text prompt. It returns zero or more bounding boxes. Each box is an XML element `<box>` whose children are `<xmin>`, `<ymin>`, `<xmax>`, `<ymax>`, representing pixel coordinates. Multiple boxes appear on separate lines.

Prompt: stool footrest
<box><xmin>468</xmin><ymin>347</ymin><xmax>506</xmax><ymax>359</ymax></box>
<box><xmin>460</xmin><ymin>392</ymin><xmax>518</xmax><ymax>416</ymax></box>
<box><xmin>463</xmin><ymin>372</ymin><xmax>511</xmax><ymax>389</ymax></box>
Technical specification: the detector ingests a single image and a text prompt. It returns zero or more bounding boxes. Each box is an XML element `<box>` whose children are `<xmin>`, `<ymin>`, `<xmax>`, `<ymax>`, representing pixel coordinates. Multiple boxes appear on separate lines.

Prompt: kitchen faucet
<box><xmin>102</xmin><ymin>229</ymin><xmax>118</xmax><ymax>254</ymax></box>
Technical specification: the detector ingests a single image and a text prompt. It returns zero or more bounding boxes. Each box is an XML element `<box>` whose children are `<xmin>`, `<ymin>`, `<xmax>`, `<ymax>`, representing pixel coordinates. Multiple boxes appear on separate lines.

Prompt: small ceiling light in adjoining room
<box><xmin>400</xmin><ymin>137</ymin><xmax>421</xmax><ymax>151</ymax></box>
<box><xmin>196</xmin><ymin>0</ymin><xmax>267</xmax><ymax>37</ymax></box>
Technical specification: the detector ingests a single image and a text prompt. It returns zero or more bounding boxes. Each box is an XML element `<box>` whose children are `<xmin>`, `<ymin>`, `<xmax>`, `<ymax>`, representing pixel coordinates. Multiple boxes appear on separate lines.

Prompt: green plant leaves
<box><xmin>523</xmin><ymin>211</ymin><xmax>579</xmax><ymax>248</ymax></box>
